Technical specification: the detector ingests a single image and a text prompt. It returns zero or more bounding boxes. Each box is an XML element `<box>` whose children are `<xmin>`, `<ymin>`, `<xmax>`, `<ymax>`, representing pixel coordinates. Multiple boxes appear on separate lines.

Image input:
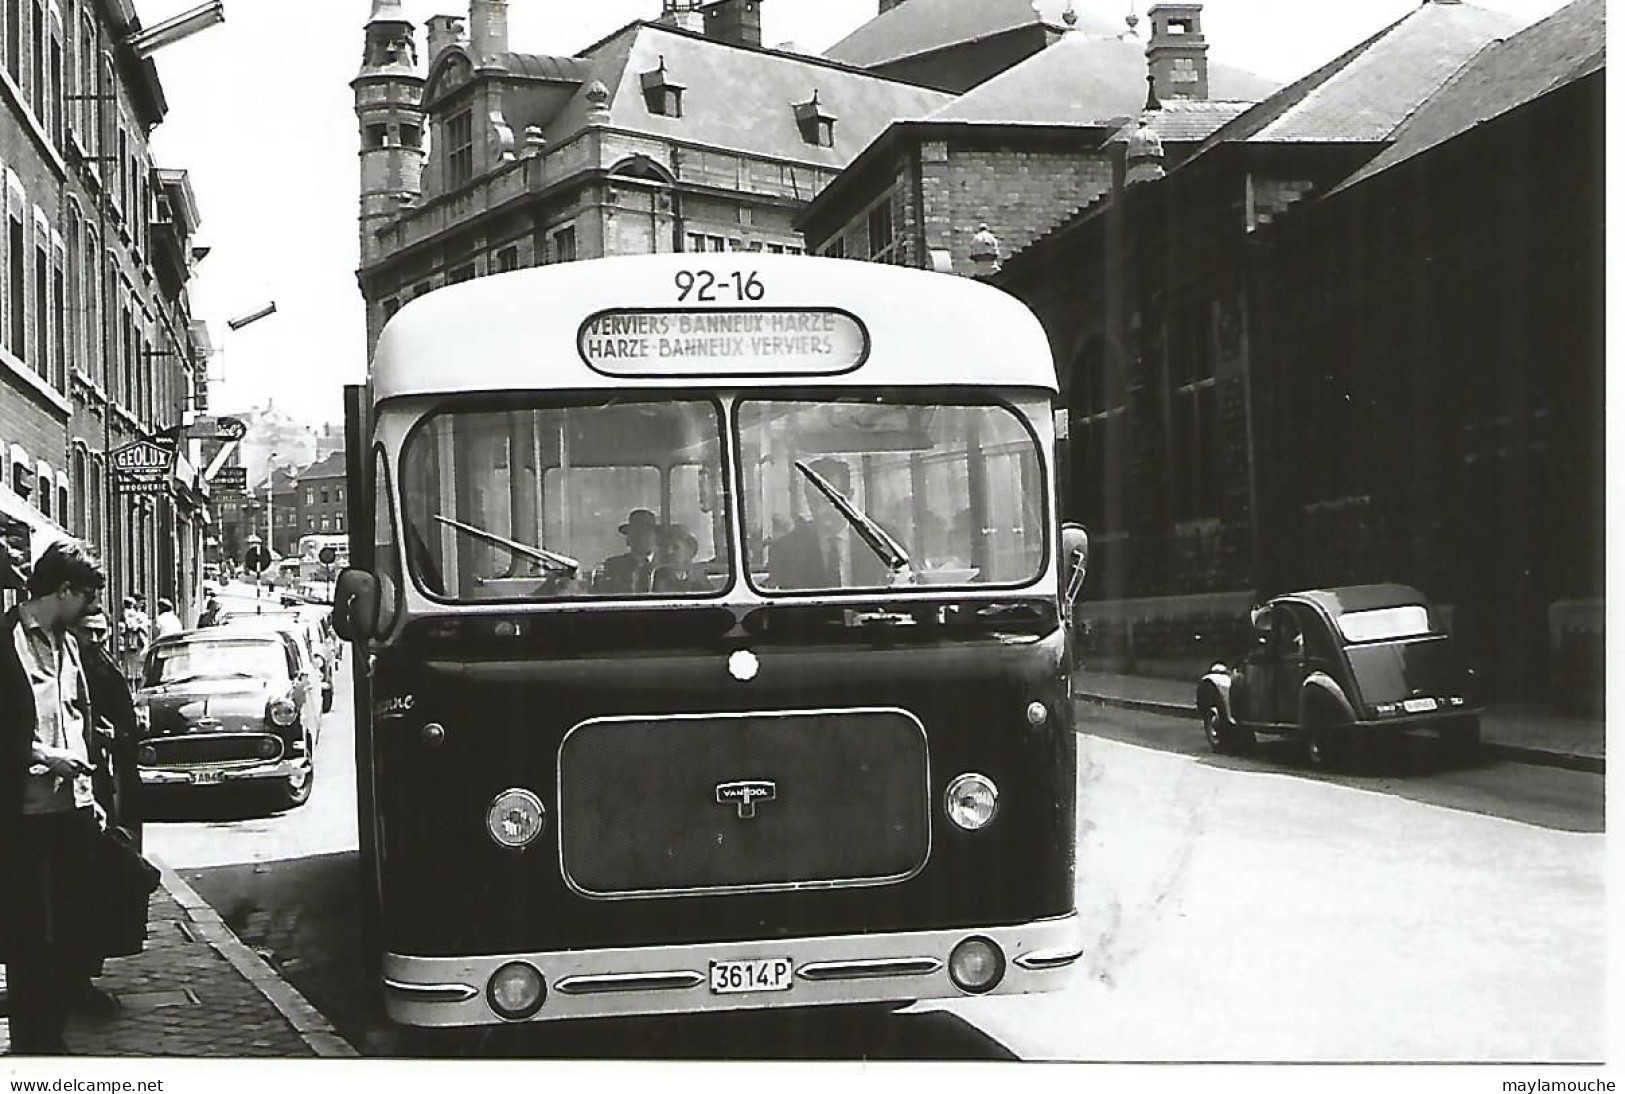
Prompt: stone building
<box><xmin>993</xmin><ymin>0</ymin><xmax>1601</xmax><ymax>707</ymax></box>
<box><xmin>799</xmin><ymin>6</ymin><xmax>1275</xmax><ymax>278</ymax></box>
<box><xmin>353</xmin><ymin>0</ymin><xmax>955</xmax><ymax>355</ymax></box>
<box><xmin>0</xmin><ymin>0</ymin><xmax>210</xmax><ymax>621</ymax></box>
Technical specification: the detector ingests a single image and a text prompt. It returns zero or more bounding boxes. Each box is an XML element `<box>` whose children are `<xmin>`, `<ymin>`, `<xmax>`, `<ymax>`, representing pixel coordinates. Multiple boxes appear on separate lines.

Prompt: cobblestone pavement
<box><xmin>1</xmin><ymin>862</ymin><xmax>356</xmax><ymax>1058</ymax></box>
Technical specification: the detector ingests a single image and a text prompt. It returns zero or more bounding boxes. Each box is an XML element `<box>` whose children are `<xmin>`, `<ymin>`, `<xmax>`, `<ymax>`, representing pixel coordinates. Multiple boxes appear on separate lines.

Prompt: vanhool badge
<box><xmin>715</xmin><ymin>780</ymin><xmax>777</xmax><ymax>820</ymax></box>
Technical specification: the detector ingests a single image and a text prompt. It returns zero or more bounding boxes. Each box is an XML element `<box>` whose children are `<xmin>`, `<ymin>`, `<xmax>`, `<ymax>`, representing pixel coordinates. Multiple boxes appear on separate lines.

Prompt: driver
<box><xmin>767</xmin><ymin>458</ymin><xmax>886</xmax><ymax>590</ymax></box>
<box><xmin>594</xmin><ymin>509</ymin><xmax>661</xmax><ymax>595</ymax></box>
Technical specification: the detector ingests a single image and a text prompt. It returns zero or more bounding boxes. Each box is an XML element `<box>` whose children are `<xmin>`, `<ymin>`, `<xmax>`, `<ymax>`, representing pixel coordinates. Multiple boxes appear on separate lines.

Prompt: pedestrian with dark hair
<box><xmin>0</xmin><ymin>539</ymin><xmax>108</xmax><ymax>1054</ymax></box>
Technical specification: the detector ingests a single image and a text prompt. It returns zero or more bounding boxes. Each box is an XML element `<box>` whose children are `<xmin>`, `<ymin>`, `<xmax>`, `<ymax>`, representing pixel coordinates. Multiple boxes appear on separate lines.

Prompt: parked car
<box><xmin>1196</xmin><ymin>584</ymin><xmax>1480</xmax><ymax>769</ymax></box>
<box><xmin>134</xmin><ymin>629</ymin><xmax>320</xmax><ymax>809</ymax></box>
<box><xmin>217</xmin><ymin>611</ymin><xmax>333</xmax><ymax>716</ymax></box>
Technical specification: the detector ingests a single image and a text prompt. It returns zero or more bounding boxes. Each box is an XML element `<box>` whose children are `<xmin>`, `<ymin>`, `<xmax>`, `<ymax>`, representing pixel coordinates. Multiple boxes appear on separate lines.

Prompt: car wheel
<box><xmin>278</xmin><ymin>748</ymin><xmax>314</xmax><ymax>810</ymax></box>
<box><xmin>1442</xmin><ymin>717</ymin><xmax>1481</xmax><ymax>764</ymax></box>
<box><xmin>1202</xmin><ymin>705</ymin><xmax>1253</xmax><ymax>754</ymax></box>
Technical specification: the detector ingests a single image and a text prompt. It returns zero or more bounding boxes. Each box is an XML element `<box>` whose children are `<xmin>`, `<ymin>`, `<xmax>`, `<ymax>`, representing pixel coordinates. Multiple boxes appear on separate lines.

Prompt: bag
<box><xmin>94</xmin><ymin>824</ymin><xmax>159</xmax><ymax>957</ymax></box>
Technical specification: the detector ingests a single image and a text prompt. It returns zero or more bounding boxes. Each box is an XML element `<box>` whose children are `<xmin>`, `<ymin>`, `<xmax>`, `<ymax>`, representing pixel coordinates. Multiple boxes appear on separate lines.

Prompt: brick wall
<box><xmin>926</xmin><ymin>145</ymin><xmax>1114</xmax><ymax>272</ymax></box>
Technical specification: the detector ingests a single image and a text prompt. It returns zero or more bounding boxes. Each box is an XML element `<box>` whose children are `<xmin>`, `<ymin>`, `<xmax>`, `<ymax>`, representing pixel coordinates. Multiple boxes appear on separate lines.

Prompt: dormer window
<box><xmin>794</xmin><ymin>90</ymin><xmax>837</xmax><ymax>148</ymax></box>
<box><xmin>641</xmin><ymin>57</ymin><xmax>685</xmax><ymax>118</ymax></box>
<box><xmin>447</xmin><ymin>110</ymin><xmax>474</xmax><ymax>187</ymax></box>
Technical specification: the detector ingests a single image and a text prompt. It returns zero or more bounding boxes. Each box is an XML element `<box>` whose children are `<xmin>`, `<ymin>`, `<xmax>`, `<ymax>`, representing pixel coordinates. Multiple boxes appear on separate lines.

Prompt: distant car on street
<box><xmin>134</xmin><ymin>629</ymin><xmax>320</xmax><ymax>809</ymax></box>
<box><xmin>217</xmin><ymin>610</ymin><xmax>334</xmax><ymax>715</ymax></box>
<box><xmin>1196</xmin><ymin>584</ymin><xmax>1481</xmax><ymax>769</ymax></box>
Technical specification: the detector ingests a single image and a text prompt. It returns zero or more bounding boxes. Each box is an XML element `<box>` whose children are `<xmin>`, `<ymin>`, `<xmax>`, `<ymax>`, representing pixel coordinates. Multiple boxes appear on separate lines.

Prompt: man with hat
<box><xmin>768</xmin><ymin>457</ymin><xmax>887</xmax><ymax>591</ymax></box>
<box><xmin>593</xmin><ymin>509</ymin><xmax>661</xmax><ymax>595</ymax></box>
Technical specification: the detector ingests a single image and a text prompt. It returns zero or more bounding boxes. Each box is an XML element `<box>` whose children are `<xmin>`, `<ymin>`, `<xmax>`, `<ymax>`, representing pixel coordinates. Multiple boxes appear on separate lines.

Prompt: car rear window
<box><xmin>1335</xmin><ymin>605</ymin><xmax>1436</xmax><ymax>643</ymax></box>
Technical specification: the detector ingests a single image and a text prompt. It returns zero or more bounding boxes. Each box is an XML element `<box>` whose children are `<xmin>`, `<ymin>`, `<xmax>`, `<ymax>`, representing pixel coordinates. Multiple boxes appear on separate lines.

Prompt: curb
<box><xmin>155</xmin><ymin>856</ymin><xmax>360</xmax><ymax>1058</ymax></box>
<box><xmin>1074</xmin><ymin>693</ymin><xmax>1606</xmax><ymax>776</ymax></box>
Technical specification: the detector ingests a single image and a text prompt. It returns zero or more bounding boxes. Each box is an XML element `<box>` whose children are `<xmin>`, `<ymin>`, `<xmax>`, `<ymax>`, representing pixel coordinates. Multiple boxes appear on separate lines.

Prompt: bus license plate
<box><xmin>709</xmin><ymin>958</ymin><xmax>794</xmax><ymax>995</ymax></box>
<box><xmin>190</xmin><ymin>770</ymin><xmax>226</xmax><ymax>785</ymax></box>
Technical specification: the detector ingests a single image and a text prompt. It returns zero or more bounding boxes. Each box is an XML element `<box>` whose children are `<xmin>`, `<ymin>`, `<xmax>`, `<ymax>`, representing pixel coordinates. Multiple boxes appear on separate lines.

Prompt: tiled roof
<box><xmin>498</xmin><ymin>52</ymin><xmax>594</xmax><ymax>83</ymax></box>
<box><xmin>1106</xmin><ymin>100</ymin><xmax>1258</xmax><ymax>144</ymax></box>
<box><xmin>1332</xmin><ymin>0</ymin><xmax>1603</xmax><ymax>193</ymax></box>
<box><xmin>925</xmin><ymin>32</ymin><xmax>1279</xmax><ymax>127</ymax></box>
<box><xmin>546</xmin><ymin>23</ymin><xmax>956</xmax><ymax>168</ymax></box>
<box><xmin>825</xmin><ymin>0</ymin><xmax>1123</xmax><ymax>69</ymax></box>
<box><xmin>299</xmin><ymin>453</ymin><xmax>347</xmax><ymax>480</ymax></box>
<box><xmin>1191</xmin><ymin>1</ymin><xmax>1524</xmax><ymax>154</ymax></box>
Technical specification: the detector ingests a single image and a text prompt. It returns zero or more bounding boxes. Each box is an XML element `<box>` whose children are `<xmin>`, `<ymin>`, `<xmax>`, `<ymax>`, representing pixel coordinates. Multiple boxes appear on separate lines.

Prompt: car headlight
<box><xmin>944</xmin><ymin>773</ymin><xmax>999</xmax><ymax>831</ymax></box>
<box><xmin>269</xmin><ymin>698</ymin><xmax>298</xmax><ymax>727</ymax></box>
<box><xmin>487</xmin><ymin>789</ymin><xmax>547</xmax><ymax>849</ymax></box>
<box><xmin>136</xmin><ymin>744</ymin><xmax>157</xmax><ymax>766</ymax></box>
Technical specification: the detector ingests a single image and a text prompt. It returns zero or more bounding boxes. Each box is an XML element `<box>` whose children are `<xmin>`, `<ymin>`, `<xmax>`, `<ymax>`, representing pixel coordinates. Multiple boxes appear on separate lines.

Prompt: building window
<box><xmin>866</xmin><ymin>198</ymin><xmax>897</xmax><ymax>263</ymax></box>
<box><xmin>1167</xmin><ymin>300</ymin><xmax>1219</xmax><ymax>521</ymax></box>
<box><xmin>29</xmin><ymin>0</ymin><xmax>43</xmax><ymax>110</ymax></box>
<box><xmin>821</xmin><ymin>237</ymin><xmax>846</xmax><ymax>260</ymax></box>
<box><xmin>5</xmin><ymin>0</ymin><xmax>19</xmax><ymax>82</ymax></box>
<box><xmin>448</xmin><ymin>263</ymin><xmax>476</xmax><ymax>284</ymax></box>
<box><xmin>1069</xmin><ymin>336</ymin><xmax>1123</xmax><ymax>532</ymax></box>
<box><xmin>34</xmin><ymin>241</ymin><xmax>47</xmax><ymax>379</ymax></box>
<box><xmin>400</xmin><ymin>123</ymin><xmax>422</xmax><ymax>149</ymax></box>
<box><xmin>382</xmin><ymin>297</ymin><xmax>401</xmax><ymax>320</ymax></box>
<box><xmin>551</xmin><ymin>226</ymin><xmax>576</xmax><ymax>264</ymax></box>
<box><xmin>446</xmin><ymin>110</ymin><xmax>474</xmax><ymax>188</ymax></box>
<box><xmin>8</xmin><ymin>214</ymin><xmax>24</xmax><ymax>361</ymax></box>
<box><xmin>685</xmin><ymin>232</ymin><xmax>726</xmax><ymax>253</ymax></box>
<box><xmin>1171</xmin><ymin>58</ymin><xmax>1198</xmax><ymax>84</ymax></box>
<box><xmin>305</xmin><ymin>488</ymin><xmax>314</xmax><ymax>506</ymax></box>
<box><xmin>365</xmin><ymin>124</ymin><xmax>388</xmax><ymax>149</ymax></box>
<box><xmin>495</xmin><ymin>246</ymin><xmax>519</xmax><ymax>273</ymax></box>
<box><xmin>38</xmin><ymin>473</ymin><xmax>50</xmax><ymax>518</ymax></box>
<box><xmin>51</xmin><ymin>262</ymin><xmax>63</xmax><ymax>391</ymax></box>
<box><xmin>412</xmin><ymin>281</ymin><xmax>432</xmax><ymax>299</ymax></box>
<box><xmin>49</xmin><ymin>34</ymin><xmax>61</xmax><ymax>148</ymax></box>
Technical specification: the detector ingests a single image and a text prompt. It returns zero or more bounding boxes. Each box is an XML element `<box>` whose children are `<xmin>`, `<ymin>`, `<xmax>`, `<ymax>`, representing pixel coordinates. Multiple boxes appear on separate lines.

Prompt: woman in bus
<box><xmin>652</xmin><ymin>525</ymin><xmax>711</xmax><ymax>595</ymax></box>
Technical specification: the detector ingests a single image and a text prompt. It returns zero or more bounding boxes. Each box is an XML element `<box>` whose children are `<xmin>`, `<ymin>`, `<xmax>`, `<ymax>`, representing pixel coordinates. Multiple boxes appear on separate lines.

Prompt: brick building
<box><xmin>353</xmin><ymin>0</ymin><xmax>954</xmax><ymax>356</ymax></box>
<box><xmin>0</xmin><ymin>0</ymin><xmax>211</xmax><ymax>622</ymax></box>
<box><xmin>296</xmin><ymin>451</ymin><xmax>346</xmax><ymax>540</ymax></box>
<box><xmin>993</xmin><ymin>0</ymin><xmax>1601</xmax><ymax>707</ymax></box>
<box><xmin>798</xmin><ymin>7</ymin><xmax>1275</xmax><ymax>277</ymax></box>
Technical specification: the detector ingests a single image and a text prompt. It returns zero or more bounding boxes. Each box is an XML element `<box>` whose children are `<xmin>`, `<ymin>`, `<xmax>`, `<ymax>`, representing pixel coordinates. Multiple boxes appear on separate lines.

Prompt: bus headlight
<box><xmin>944</xmin><ymin>773</ymin><xmax>999</xmax><ymax>831</ymax></box>
<box><xmin>487</xmin><ymin>962</ymin><xmax>546</xmax><ymax>1021</ymax></box>
<box><xmin>487</xmin><ymin>789</ymin><xmax>547</xmax><ymax>849</ymax></box>
<box><xmin>948</xmin><ymin>937</ymin><xmax>1006</xmax><ymax>994</ymax></box>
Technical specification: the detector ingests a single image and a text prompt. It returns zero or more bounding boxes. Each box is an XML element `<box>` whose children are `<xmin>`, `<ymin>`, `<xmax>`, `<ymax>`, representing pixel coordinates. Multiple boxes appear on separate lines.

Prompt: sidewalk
<box><xmin>1</xmin><ymin>858</ymin><xmax>356</xmax><ymax>1058</ymax></box>
<box><xmin>1076</xmin><ymin>670</ymin><xmax>1606</xmax><ymax>774</ymax></box>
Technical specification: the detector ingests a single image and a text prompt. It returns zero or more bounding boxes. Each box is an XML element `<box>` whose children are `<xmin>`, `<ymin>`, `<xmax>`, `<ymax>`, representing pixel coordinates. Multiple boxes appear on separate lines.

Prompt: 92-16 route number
<box><xmin>676</xmin><ymin>269</ymin><xmax>766</xmax><ymax>304</ymax></box>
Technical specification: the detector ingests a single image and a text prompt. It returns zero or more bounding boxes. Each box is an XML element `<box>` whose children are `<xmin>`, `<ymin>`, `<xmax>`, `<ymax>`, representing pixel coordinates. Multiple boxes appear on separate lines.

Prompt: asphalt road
<box><xmin>144</xmin><ymin>639</ymin><xmax>1605</xmax><ymax>1061</ymax></box>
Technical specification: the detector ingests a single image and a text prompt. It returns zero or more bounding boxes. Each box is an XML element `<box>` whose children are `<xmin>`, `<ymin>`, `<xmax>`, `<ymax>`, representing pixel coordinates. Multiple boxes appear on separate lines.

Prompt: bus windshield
<box><xmin>739</xmin><ymin>396</ymin><xmax>1046</xmax><ymax>593</ymax></box>
<box><xmin>400</xmin><ymin>398</ymin><xmax>731</xmax><ymax>602</ymax></box>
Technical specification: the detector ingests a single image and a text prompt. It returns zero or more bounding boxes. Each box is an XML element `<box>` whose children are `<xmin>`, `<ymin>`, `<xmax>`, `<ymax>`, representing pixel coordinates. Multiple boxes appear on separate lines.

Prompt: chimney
<box><xmin>1146</xmin><ymin>3</ymin><xmax>1208</xmax><ymax>101</ymax></box>
<box><xmin>703</xmin><ymin>0</ymin><xmax>763</xmax><ymax>49</ymax></box>
<box><xmin>425</xmin><ymin>14</ymin><xmax>466</xmax><ymax>61</ymax></box>
<box><xmin>660</xmin><ymin>1</ymin><xmax>706</xmax><ymax>33</ymax></box>
<box><xmin>879</xmin><ymin>0</ymin><xmax>909</xmax><ymax>13</ymax></box>
<box><xmin>470</xmin><ymin>0</ymin><xmax>509</xmax><ymax>63</ymax></box>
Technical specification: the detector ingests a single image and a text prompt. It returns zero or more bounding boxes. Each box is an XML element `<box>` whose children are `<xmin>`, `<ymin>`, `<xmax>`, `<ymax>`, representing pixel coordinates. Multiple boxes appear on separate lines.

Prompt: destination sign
<box><xmin>579</xmin><ymin>309</ymin><xmax>867</xmax><ymax>377</ymax></box>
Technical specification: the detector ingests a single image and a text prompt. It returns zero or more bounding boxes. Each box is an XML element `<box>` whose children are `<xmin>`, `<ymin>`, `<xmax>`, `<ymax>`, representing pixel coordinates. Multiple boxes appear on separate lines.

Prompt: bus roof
<box><xmin>370</xmin><ymin>255</ymin><xmax>1058</xmax><ymax>402</ymax></box>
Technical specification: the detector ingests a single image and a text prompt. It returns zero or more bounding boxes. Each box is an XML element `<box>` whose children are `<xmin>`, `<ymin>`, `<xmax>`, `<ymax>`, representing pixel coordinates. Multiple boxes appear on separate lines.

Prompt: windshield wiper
<box><xmin>433</xmin><ymin>516</ymin><xmax>580</xmax><ymax>575</ymax></box>
<box><xmin>794</xmin><ymin>460</ymin><xmax>911</xmax><ymax>574</ymax></box>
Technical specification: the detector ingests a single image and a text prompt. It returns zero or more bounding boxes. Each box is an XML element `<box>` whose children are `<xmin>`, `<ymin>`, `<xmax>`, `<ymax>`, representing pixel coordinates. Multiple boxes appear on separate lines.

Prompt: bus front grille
<box><xmin>557</xmin><ymin>709</ymin><xmax>931</xmax><ymax>899</ymax></box>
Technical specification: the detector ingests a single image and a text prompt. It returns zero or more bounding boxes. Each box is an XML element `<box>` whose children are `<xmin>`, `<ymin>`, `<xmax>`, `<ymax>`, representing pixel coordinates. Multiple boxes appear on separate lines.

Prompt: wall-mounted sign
<box><xmin>579</xmin><ymin>309</ymin><xmax>868</xmax><ymax>378</ymax></box>
<box><xmin>188</xmin><ymin>416</ymin><xmax>247</xmax><ymax>442</ymax></box>
<box><xmin>112</xmin><ymin>439</ymin><xmax>174</xmax><ymax>496</ymax></box>
<box><xmin>212</xmin><ymin>466</ymin><xmax>248</xmax><ymax>493</ymax></box>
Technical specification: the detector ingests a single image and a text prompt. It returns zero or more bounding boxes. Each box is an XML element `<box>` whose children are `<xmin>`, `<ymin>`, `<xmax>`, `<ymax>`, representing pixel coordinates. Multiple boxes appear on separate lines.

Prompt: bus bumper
<box><xmin>381</xmin><ymin>911</ymin><xmax>1082</xmax><ymax>1026</ymax></box>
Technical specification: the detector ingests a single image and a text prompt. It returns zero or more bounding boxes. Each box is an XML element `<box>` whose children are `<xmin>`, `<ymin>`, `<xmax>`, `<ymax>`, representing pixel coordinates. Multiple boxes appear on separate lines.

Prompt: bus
<box><xmin>334</xmin><ymin>254</ymin><xmax>1089</xmax><ymax>1028</ymax></box>
<box><xmin>292</xmin><ymin>533</ymin><xmax>349</xmax><ymax>602</ymax></box>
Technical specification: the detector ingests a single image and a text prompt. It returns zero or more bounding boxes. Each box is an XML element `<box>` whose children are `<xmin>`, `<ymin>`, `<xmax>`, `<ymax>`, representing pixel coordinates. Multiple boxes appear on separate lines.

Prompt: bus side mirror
<box><xmin>1060</xmin><ymin>522</ymin><xmax>1090</xmax><ymax>613</ymax></box>
<box><xmin>333</xmin><ymin>568</ymin><xmax>379</xmax><ymax>642</ymax></box>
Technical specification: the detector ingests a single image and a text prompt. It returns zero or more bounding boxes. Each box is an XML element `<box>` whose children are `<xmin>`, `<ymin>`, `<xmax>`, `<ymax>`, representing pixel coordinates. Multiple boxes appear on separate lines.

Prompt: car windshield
<box><xmin>400</xmin><ymin>398</ymin><xmax>731</xmax><ymax>602</ymax></box>
<box><xmin>1336</xmin><ymin>605</ymin><xmax>1437</xmax><ymax>644</ymax></box>
<box><xmin>738</xmin><ymin>397</ymin><xmax>1046</xmax><ymax>593</ymax></box>
<box><xmin>146</xmin><ymin>640</ymin><xmax>287</xmax><ymax>687</ymax></box>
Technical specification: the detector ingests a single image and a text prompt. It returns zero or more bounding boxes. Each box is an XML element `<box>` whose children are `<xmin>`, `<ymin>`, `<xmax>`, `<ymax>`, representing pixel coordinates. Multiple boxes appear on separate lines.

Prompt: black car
<box><xmin>1196</xmin><ymin>584</ymin><xmax>1480</xmax><ymax>769</ymax></box>
<box><xmin>134</xmin><ymin>629</ymin><xmax>320</xmax><ymax>809</ymax></box>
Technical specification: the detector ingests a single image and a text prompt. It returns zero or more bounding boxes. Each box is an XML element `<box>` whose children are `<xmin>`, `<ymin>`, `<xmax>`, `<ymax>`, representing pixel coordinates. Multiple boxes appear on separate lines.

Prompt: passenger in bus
<box><xmin>593</xmin><ymin>509</ymin><xmax>661</xmax><ymax>595</ymax></box>
<box><xmin>653</xmin><ymin>525</ymin><xmax>711</xmax><ymax>595</ymax></box>
<box><xmin>768</xmin><ymin>458</ymin><xmax>886</xmax><ymax>590</ymax></box>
